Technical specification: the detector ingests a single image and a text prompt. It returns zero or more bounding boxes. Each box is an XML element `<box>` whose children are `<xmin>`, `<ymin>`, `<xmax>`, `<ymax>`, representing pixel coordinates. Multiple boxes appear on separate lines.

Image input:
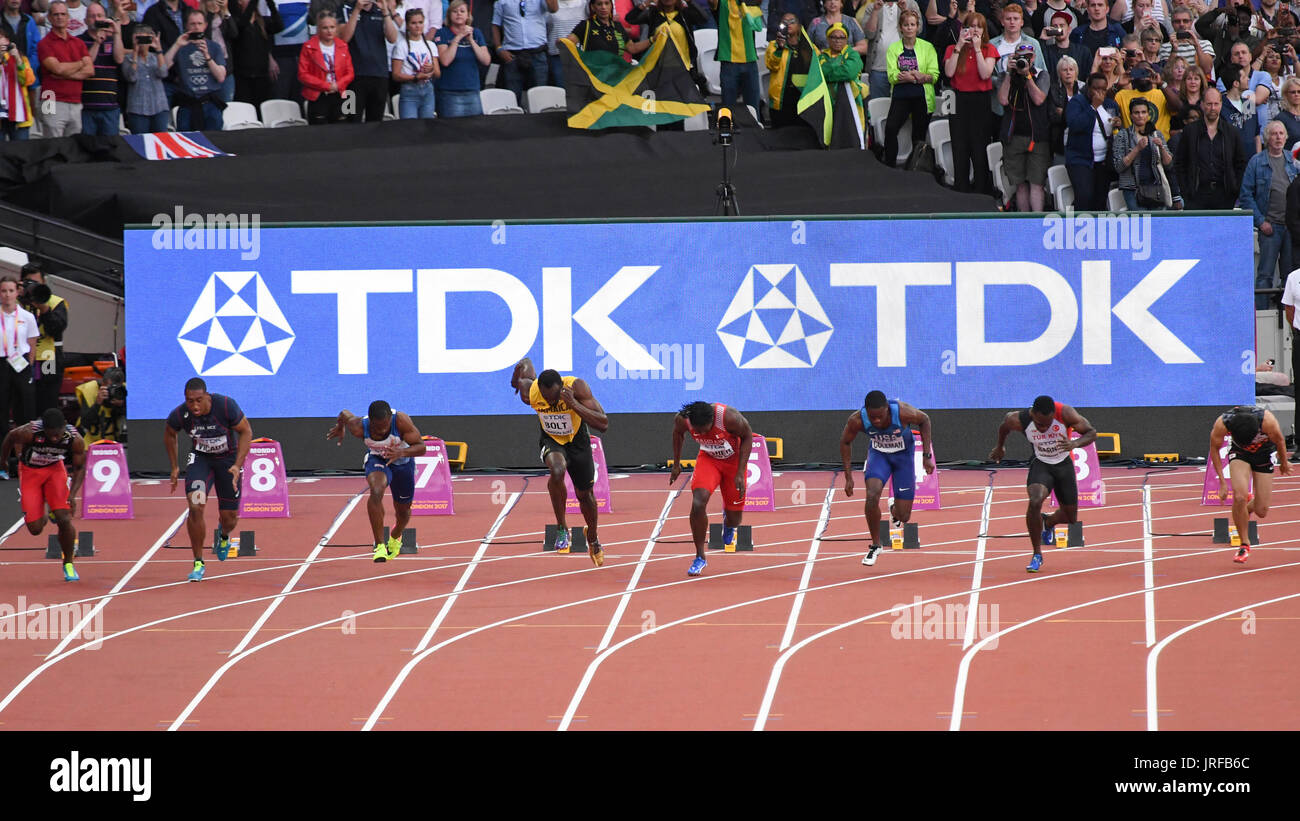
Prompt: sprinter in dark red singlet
<box><xmin>670</xmin><ymin>401</ymin><xmax>753</xmax><ymax>577</ymax></box>
<box><xmin>991</xmin><ymin>395</ymin><xmax>1097</xmax><ymax>574</ymax></box>
<box><xmin>0</xmin><ymin>408</ymin><xmax>86</xmax><ymax>581</ymax></box>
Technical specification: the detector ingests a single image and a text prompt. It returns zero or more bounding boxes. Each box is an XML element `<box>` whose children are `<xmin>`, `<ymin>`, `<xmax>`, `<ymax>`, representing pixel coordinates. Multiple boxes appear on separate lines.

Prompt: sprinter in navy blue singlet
<box><xmin>164</xmin><ymin>377</ymin><xmax>253</xmax><ymax>582</ymax></box>
<box><xmin>839</xmin><ymin>390</ymin><xmax>935</xmax><ymax>568</ymax></box>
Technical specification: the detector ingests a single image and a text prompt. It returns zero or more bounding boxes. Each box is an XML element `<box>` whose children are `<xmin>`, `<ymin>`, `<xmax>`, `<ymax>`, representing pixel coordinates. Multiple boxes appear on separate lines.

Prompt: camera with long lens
<box><xmin>1011</xmin><ymin>43</ymin><xmax>1034</xmax><ymax>73</ymax></box>
<box><xmin>19</xmin><ymin>278</ymin><xmax>50</xmax><ymax>309</ymax></box>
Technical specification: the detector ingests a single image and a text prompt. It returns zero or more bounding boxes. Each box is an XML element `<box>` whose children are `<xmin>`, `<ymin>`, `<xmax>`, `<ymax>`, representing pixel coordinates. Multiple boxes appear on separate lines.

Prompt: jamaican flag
<box><xmin>558</xmin><ymin>34</ymin><xmax>710</xmax><ymax>130</ymax></box>
<box><xmin>796</xmin><ymin>43</ymin><xmax>866</xmax><ymax>149</ymax></box>
<box><xmin>716</xmin><ymin>0</ymin><xmax>763</xmax><ymax>63</ymax></box>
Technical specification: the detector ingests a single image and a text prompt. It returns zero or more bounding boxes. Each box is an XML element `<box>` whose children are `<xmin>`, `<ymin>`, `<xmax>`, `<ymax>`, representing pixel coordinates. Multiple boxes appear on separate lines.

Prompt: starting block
<box><xmin>209</xmin><ymin>529</ymin><xmax>257</xmax><ymax>557</ymax></box>
<box><xmin>543</xmin><ymin>524</ymin><xmax>588</xmax><ymax>553</ymax></box>
<box><xmin>708</xmin><ymin>524</ymin><xmax>753</xmax><ymax>551</ymax></box>
<box><xmin>1213</xmin><ymin>518</ymin><xmax>1259</xmax><ymax>546</ymax></box>
<box><xmin>382</xmin><ymin>526</ymin><xmax>420</xmax><ymax>554</ymax></box>
<box><xmin>1043</xmin><ymin>515</ymin><xmax>1084</xmax><ymax>547</ymax></box>
<box><xmin>45</xmin><ymin>531</ymin><xmax>95</xmax><ymax>559</ymax></box>
<box><xmin>876</xmin><ymin>522</ymin><xmax>920</xmax><ymax>549</ymax></box>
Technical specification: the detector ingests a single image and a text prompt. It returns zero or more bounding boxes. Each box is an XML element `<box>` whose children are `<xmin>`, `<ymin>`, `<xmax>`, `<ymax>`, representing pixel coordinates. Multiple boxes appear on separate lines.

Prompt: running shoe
<box><xmin>585</xmin><ymin>527</ymin><xmax>604</xmax><ymax>567</ymax></box>
<box><xmin>188</xmin><ymin>561</ymin><xmax>206</xmax><ymax>582</ymax></box>
<box><xmin>687</xmin><ymin>556</ymin><xmax>707</xmax><ymax>576</ymax></box>
<box><xmin>1041</xmin><ymin>520</ymin><xmax>1055</xmax><ymax>548</ymax></box>
<box><xmin>214</xmin><ymin>530</ymin><xmax>231</xmax><ymax>562</ymax></box>
<box><xmin>722</xmin><ymin>525</ymin><xmax>737</xmax><ymax>551</ymax></box>
<box><xmin>862</xmin><ymin>545</ymin><xmax>881</xmax><ymax>566</ymax></box>
<box><xmin>1234</xmin><ymin>545</ymin><xmax>1251</xmax><ymax>564</ymax></box>
<box><xmin>554</xmin><ymin>527</ymin><xmax>571</xmax><ymax>552</ymax></box>
<box><xmin>1027</xmin><ymin>554</ymin><xmax>1043</xmax><ymax>573</ymax></box>
<box><xmin>386</xmin><ymin>533</ymin><xmax>403</xmax><ymax>561</ymax></box>
<box><xmin>373</xmin><ymin>543</ymin><xmax>388</xmax><ymax>563</ymax></box>
<box><xmin>890</xmin><ymin>501</ymin><xmax>903</xmax><ymax>528</ymax></box>
<box><xmin>63</xmin><ymin>562</ymin><xmax>78</xmax><ymax>582</ymax></box>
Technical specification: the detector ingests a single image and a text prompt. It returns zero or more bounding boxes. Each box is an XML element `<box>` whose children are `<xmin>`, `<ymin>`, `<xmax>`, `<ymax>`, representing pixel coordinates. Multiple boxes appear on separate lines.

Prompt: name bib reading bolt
<box><xmin>541</xmin><ymin>413</ymin><xmax>574</xmax><ymax>437</ymax></box>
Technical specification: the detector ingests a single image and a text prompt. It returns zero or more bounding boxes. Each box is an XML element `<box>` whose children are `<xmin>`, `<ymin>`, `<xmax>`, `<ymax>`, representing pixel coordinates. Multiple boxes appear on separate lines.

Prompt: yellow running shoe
<box><xmin>386</xmin><ymin>533</ymin><xmax>403</xmax><ymax>561</ymax></box>
<box><xmin>585</xmin><ymin>527</ymin><xmax>603</xmax><ymax>567</ymax></box>
<box><xmin>373</xmin><ymin>543</ymin><xmax>388</xmax><ymax>563</ymax></box>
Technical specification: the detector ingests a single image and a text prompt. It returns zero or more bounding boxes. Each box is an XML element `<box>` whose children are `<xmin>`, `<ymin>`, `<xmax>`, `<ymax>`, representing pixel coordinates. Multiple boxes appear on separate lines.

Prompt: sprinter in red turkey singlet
<box><xmin>990</xmin><ymin>395</ymin><xmax>1097</xmax><ymax>574</ymax></box>
<box><xmin>670</xmin><ymin>401</ymin><xmax>754</xmax><ymax>577</ymax></box>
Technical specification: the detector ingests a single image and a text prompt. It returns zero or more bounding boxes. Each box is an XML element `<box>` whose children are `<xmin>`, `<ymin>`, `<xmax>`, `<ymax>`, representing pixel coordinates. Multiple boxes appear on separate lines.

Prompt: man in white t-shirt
<box><xmin>64</xmin><ymin>0</ymin><xmax>88</xmax><ymax>36</ymax></box>
<box><xmin>1281</xmin><ymin>266</ymin><xmax>1300</xmax><ymax>394</ymax></box>
<box><xmin>861</xmin><ymin>0</ymin><xmax>920</xmax><ymax>102</ymax></box>
<box><xmin>0</xmin><ymin>277</ymin><xmax>40</xmax><ymax>473</ymax></box>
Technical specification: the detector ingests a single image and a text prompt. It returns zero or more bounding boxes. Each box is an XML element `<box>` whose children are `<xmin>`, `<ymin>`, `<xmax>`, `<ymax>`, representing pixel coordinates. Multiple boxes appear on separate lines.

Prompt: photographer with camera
<box><xmin>1042</xmin><ymin>10</ymin><xmax>1091</xmax><ymax>93</ymax></box>
<box><xmin>0</xmin><ymin>277</ymin><xmax>39</xmax><ymax>470</ymax></box>
<box><xmin>1197</xmin><ymin>1</ymin><xmax>1258</xmax><ymax>76</ymax></box>
<box><xmin>18</xmin><ymin>263</ymin><xmax>66</xmax><ymax>417</ymax></box>
<box><xmin>166</xmin><ymin>6</ymin><xmax>227</xmax><ymax>129</ymax></box>
<box><xmin>1157</xmin><ymin>6</ymin><xmax>1213</xmax><ymax>74</ymax></box>
<box><xmin>76</xmin><ymin>365</ymin><xmax>124</xmax><ymax>444</ymax></box>
<box><xmin>119</xmin><ymin>24</ymin><xmax>172</xmax><ymax>132</ymax></box>
<box><xmin>998</xmin><ymin>35</ymin><xmax>1051</xmax><ymax>210</ymax></box>
<box><xmin>764</xmin><ymin>12</ymin><xmax>816</xmax><ymax>129</ymax></box>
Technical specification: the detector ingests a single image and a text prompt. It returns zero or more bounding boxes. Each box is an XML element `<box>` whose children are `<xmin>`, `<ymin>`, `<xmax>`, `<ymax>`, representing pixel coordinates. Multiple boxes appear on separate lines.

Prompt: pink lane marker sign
<box><xmin>1051</xmin><ymin>434</ymin><xmax>1105</xmax><ymax>507</ymax></box>
<box><xmin>83</xmin><ymin>441</ymin><xmax>133</xmax><ymax>519</ymax></box>
<box><xmin>744</xmin><ymin>434</ymin><xmax>776</xmax><ymax>512</ymax></box>
<box><xmin>565</xmin><ymin>436</ymin><xmax>612</xmax><ymax>513</ymax></box>
<box><xmin>240</xmin><ymin>439</ymin><xmax>290</xmax><ymax>518</ymax></box>
<box><xmin>412</xmin><ymin>437</ymin><xmax>456</xmax><ymax>516</ymax></box>
<box><xmin>885</xmin><ymin>434</ymin><xmax>941</xmax><ymax>510</ymax></box>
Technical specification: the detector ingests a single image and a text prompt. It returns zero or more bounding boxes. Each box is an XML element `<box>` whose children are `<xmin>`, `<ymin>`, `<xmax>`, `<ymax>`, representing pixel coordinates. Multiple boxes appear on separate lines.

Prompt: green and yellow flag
<box><xmin>797</xmin><ymin>37</ymin><xmax>866</xmax><ymax>149</ymax></box>
<box><xmin>558</xmin><ymin>34</ymin><xmax>710</xmax><ymax>130</ymax></box>
<box><xmin>716</xmin><ymin>0</ymin><xmax>763</xmax><ymax>63</ymax></box>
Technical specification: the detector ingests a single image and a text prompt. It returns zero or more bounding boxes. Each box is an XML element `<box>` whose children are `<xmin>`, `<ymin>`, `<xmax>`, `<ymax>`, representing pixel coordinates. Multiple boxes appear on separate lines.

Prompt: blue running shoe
<box><xmin>687</xmin><ymin>557</ymin><xmax>707</xmax><ymax>576</ymax></box>
<box><xmin>1027</xmin><ymin>554</ymin><xmax>1043</xmax><ymax>573</ymax></box>
<box><xmin>63</xmin><ymin>562</ymin><xmax>79</xmax><ymax>582</ymax></box>
<box><xmin>188</xmin><ymin>561</ymin><xmax>206</xmax><ymax>582</ymax></box>
<box><xmin>214</xmin><ymin>530</ymin><xmax>231</xmax><ymax>562</ymax></box>
<box><xmin>553</xmin><ymin>527</ymin><xmax>571</xmax><ymax>552</ymax></box>
<box><xmin>1041</xmin><ymin>522</ymin><xmax>1055</xmax><ymax>548</ymax></box>
<box><xmin>721</xmin><ymin>525</ymin><xmax>737</xmax><ymax>551</ymax></box>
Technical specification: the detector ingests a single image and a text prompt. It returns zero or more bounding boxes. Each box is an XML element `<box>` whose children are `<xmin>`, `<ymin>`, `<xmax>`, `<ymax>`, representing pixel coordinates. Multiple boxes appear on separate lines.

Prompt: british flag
<box><xmin>121</xmin><ymin>132</ymin><xmax>234</xmax><ymax>161</ymax></box>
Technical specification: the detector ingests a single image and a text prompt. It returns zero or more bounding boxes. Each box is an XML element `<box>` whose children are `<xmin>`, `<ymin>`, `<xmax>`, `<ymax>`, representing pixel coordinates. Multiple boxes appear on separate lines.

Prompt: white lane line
<box><xmin>412</xmin><ymin>491</ymin><xmax>522</xmax><ymax>654</ymax></box>
<box><xmin>1146</xmin><ymin>591</ymin><xmax>1300</xmax><ymax>731</ymax></box>
<box><xmin>779</xmin><ymin>479</ymin><xmax>837</xmax><ymax>651</ymax></box>
<box><xmin>0</xmin><ymin>516</ymin><xmax>25</xmax><ymax>544</ymax></box>
<box><xmin>1143</xmin><ymin>484</ymin><xmax>1156</xmax><ymax>648</ymax></box>
<box><xmin>167</xmin><ymin>493</ymin><xmax>366</xmax><ymax>731</ymax></box>
<box><xmin>961</xmin><ymin>482</ymin><xmax>994</xmax><ymax>650</ymax></box>
<box><xmin>596</xmin><ymin>488</ymin><xmax>680</xmax><ymax>652</ymax></box>
<box><xmin>949</xmin><ymin>559</ymin><xmax>1300</xmax><ymax>731</ymax></box>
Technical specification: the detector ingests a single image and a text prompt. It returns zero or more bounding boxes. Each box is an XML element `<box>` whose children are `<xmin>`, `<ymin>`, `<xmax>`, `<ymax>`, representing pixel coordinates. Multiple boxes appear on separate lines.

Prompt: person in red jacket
<box><xmin>297</xmin><ymin>10</ymin><xmax>354</xmax><ymax>123</ymax></box>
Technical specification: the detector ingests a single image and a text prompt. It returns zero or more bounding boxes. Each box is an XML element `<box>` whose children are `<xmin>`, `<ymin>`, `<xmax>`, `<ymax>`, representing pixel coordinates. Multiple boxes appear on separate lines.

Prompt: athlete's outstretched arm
<box><xmin>0</xmin><ymin>425</ymin><xmax>31</xmax><ymax>468</ymax></box>
<box><xmin>839</xmin><ymin>411</ymin><xmax>863</xmax><ymax>496</ymax></box>
<box><xmin>67</xmin><ymin>434</ymin><xmax>87</xmax><ymax>518</ymax></box>
<box><xmin>669</xmin><ymin>414</ymin><xmax>689</xmax><ymax>485</ymax></box>
<box><xmin>899</xmin><ymin>401</ymin><xmax>935</xmax><ymax>474</ymax></box>
<box><xmin>326</xmin><ymin>410</ymin><xmax>366</xmax><ymax>443</ymax></box>
<box><xmin>725</xmin><ymin>407</ymin><xmax>754</xmax><ymax>495</ymax></box>
<box><xmin>565</xmin><ymin>378</ymin><xmax>609</xmax><ymax>434</ymax></box>
<box><xmin>394</xmin><ymin>413</ymin><xmax>428</xmax><ymax>459</ymax></box>
<box><xmin>1262</xmin><ymin>411</ymin><xmax>1292</xmax><ymax>475</ymax></box>
<box><xmin>989</xmin><ymin>411</ymin><xmax>1023</xmax><ymax>462</ymax></box>
<box><xmin>512</xmin><ymin>358</ymin><xmax>537</xmax><ymax>408</ymax></box>
<box><xmin>1060</xmin><ymin>405</ymin><xmax>1097</xmax><ymax>450</ymax></box>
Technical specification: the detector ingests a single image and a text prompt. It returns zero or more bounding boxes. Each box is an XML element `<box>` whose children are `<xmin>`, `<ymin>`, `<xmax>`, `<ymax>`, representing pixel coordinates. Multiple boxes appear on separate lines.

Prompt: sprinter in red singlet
<box><xmin>990</xmin><ymin>395</ymin><xmax>1097</xmax><ymax>573</ymax></box>
<box><xmin>670</xmin><ymin>401</ymin><xmax>754</xmax><ymax>577</ymax></box>
<box><xmin>0</xmin><ymin>408</ymin><xmax>86</xmax><ymax>581</ymax></box>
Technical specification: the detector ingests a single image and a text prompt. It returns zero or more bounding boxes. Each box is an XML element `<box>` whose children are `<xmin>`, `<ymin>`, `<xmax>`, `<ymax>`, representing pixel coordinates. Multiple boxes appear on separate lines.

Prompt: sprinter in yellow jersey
<box><xmin>511</xmin><ymin>358</ymin><xmax>610</xmax><ymax>566</ymax></box>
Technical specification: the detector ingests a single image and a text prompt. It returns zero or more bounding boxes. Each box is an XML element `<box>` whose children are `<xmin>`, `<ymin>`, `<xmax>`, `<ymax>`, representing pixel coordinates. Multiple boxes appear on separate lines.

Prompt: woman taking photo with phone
<box><xmin>119</xmin><ymin>24</ymin><xmax>172</xmax><ymax>133</ymax></box>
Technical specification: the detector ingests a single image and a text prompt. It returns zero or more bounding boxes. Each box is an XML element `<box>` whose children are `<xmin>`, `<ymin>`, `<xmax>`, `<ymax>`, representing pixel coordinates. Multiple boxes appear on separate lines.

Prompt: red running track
<box><xmin>0</xmin><ymin>466</ymin><xmax>1295</xmax><ymax>731</ymax></box>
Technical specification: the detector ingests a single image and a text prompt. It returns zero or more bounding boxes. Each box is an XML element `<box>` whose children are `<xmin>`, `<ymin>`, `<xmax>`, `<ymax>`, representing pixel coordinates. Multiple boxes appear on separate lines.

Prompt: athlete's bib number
<box><xmin>194</xmin><ymin>435</ymin><xmax>229</xmax><ymax>454</ymax></box>
<box><xmin>92</xmin><ymin>459</ymin><xmax>120</xmax><ymax>492</ymax></box>
<box><xmin>699</xmin><ymin>441</ymin><xmax>735</xmax><ymax>459</ymax></box>
<box><xmin>541</xmin><ymin>413</ymin><xmax>574</xmax><ymax>437</ymax></box>
<box><xmin>249</xmin><ymin>457</ymin><xmax>277</xmax><ymax>492</ymax></box>
<box><xmin>871</xmin><ymin>434</ymin><xmax>905</xmax><ymax>453</ymax></box>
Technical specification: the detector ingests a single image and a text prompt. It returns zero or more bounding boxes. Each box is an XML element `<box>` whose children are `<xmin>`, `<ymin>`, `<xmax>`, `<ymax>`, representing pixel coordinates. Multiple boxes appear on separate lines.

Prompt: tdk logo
<box><xmin>716</xmin><ymin>265</ymin><xmax>833</xmax><ymax>369</ymax></box>
<box><xmin>177</xmin><ymin>271</ymin><xmax>295</xmax><ymax>376</ymax></box>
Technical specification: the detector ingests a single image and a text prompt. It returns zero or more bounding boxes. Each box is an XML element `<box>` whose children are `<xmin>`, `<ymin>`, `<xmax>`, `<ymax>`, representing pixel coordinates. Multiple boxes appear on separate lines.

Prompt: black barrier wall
<box><xmin>126</xmin><ymin>406</ymin><xmax>1236</xmax><ymax>473</ymax></box>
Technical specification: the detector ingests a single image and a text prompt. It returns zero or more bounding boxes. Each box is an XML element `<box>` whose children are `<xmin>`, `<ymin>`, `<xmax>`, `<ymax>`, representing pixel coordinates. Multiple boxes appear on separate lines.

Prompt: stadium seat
<box><xmin>481</xmin><ymin>88</ymin><xmax>524</xmax><ymax>114</ymax></box>
<box><xmin>1054</xmin><ymin>181</ymin><xmax>1074</xmax><ymax>209</ymax></box>
<box><xmin>693</xmin><ymin>28</ymin><xmax>717</xmax><ymax>56</ymax></box>
<box><xmin>526</xmin><ymin>85</ymin><xmax>567</xmax><ymax>113</ymax></box>
<box><xmin>385</xmin><ymin>94</ymin><xmax>398</xmax><ymax>121</ymax></box>
<box><xmin>484</xmin><ymin>63</ymin><xmax>499</xmax><ymax>89</ymax></box>
<box><xmin>1107</xmin><ymin>187</ymin><xmax>1128</xmax><ymax>211</ymax></box>
<box><xmin>867</xmin><ymin>96</ymin><xmax>890</xmax><ymax>146</ymax></box>
<box><xmin>261</xmin><ymin>99</ymin><xmax>308</xmax><ymax>127</ymax></box>
<box><xmin>222</xmin><ymin>101</ymin><xmax>263</xmax><ymax>129</ymax></box>
<box><xmin>699</xmin><ymin>47</ymin><xmax>721</xmax><ymax>96</ymax></box>
<box><xmin>118</xmin><ymin>113</ymin><xmax>131</xmax><ymax>135</ymax></box>
<box><xmin>1046</xmin><ymin>164</ymin><xmax>1071</xmax><ymax>209</ymax></box>
<box><xmin>928</xmin><ymin>117</ymin><xmax>953</xmax><ymax>185</ymax></box>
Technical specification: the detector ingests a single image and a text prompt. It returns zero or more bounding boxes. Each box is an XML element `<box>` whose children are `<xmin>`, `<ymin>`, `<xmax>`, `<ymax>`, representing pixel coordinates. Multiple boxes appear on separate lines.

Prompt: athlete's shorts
<box><xmin>865</xmin><ymin>448</ymin><xmax>915</xmax><ymax>500</ymax></box>
<box><xmin>691</xmin><ymin>452</ymin><xmax>745</xmax><ymax>511</ymax></box>
<box><xmin>19</xmin><ymin>461</ymin><xmax>69</xmax><ymax>524</ymax></box>
<box><xmin>1230</xmin><ymin>445</ymin><xmax>1276</xmax><ymax>474</ymax></box>
<box><xmin>540</xmin><ymin>432</ymin><xmax>595</xmax><ymax>492</ymax></box>
<box><xmin>186</xmin><ymin>451</ymin><xmax>241</xmax><ymax>511</ymax></box>
<box><xmin>1027</xmin><ymin>457</ymin><xmax>1078</xmax><ymax>506</ymax></box>
<box><xmin>365</xmin><ymin>455</ymin><xmax>417</xmax><ymax>504</ymax></box>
